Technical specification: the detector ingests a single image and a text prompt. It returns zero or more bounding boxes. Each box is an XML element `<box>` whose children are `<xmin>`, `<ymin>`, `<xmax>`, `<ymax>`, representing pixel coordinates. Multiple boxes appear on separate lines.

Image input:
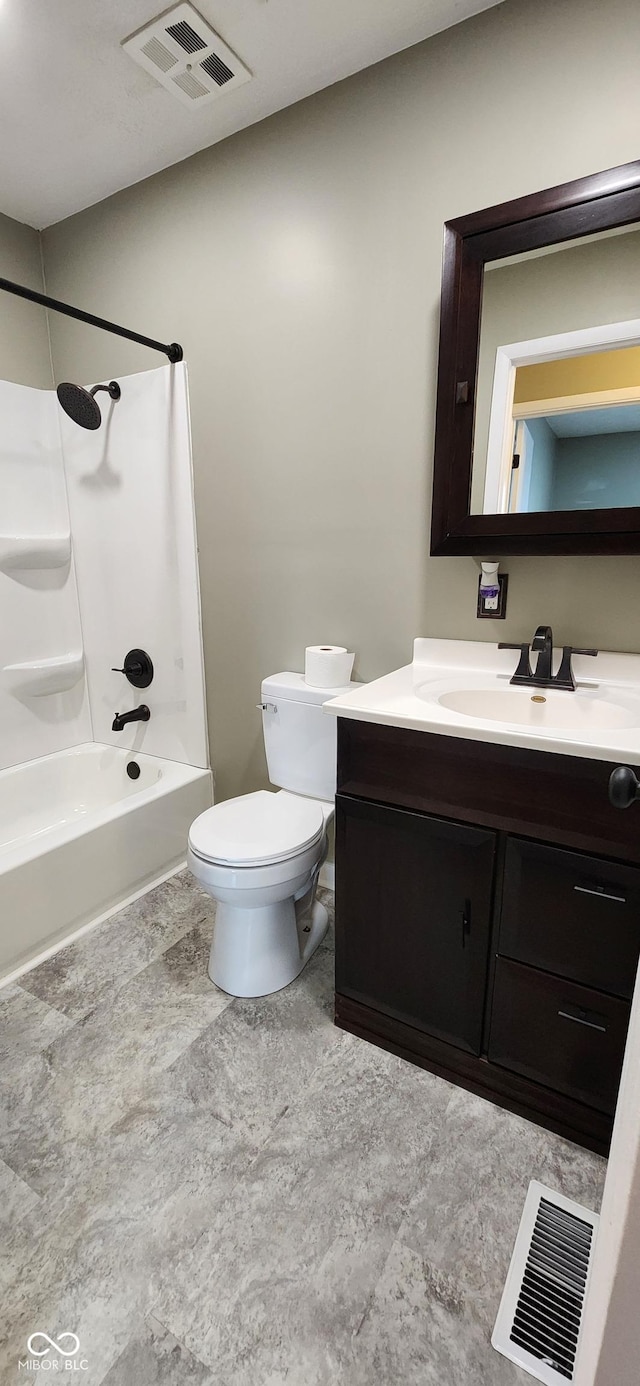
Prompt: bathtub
<box><xmin>0</xmin><ymin>743</ymin><xmax>212</xmax><ymax>982</ymax></box>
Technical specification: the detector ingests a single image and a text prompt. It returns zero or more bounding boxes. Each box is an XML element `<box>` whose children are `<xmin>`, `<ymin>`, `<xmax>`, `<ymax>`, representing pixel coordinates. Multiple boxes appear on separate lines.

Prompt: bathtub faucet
<box><xmin>112</xmin><ymin>704</ymin><xmax>151</xmax><ymax>732</ymax></box>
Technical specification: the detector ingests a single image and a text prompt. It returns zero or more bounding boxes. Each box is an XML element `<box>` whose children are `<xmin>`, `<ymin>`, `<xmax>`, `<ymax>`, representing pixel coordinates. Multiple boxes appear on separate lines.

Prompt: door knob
<box><xmin>608</xmin><ymin>766</ymin><xmax>640</xmax><ymax>810</ymax></box>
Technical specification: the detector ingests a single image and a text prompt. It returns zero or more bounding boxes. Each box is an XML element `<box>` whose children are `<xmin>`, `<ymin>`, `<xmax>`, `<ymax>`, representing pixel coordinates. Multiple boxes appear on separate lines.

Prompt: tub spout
<box><xmin>112</xmin><ymin>705</ymin><xmax>150</xmax><ymax>732</ymax></box>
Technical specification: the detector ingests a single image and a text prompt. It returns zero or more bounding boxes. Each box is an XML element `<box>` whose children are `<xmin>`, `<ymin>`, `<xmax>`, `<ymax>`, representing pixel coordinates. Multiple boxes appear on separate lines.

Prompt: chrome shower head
<box><xmin>56</xmin><ymin>380</ymin><xmax>121</xmax><ymax>430</ymax></box>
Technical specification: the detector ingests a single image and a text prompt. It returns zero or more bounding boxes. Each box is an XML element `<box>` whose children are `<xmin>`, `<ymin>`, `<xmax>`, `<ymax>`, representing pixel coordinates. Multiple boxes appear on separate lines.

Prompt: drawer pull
<box><xmin>573</xmin><ymin>884</ymin><xmax>626</xmax><ymax>904</ymax></box>
<box><xmin>558</xmin><ymin>1008</ymin><xmax>607</xmax><ymax>1034</ymax></box>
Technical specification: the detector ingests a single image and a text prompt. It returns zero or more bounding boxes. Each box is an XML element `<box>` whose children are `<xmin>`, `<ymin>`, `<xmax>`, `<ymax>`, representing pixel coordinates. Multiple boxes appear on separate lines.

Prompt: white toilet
<box><xmin>187</xmin><ymin>672</ymin><xmax>355</xmax><ymax>998</ymax></box>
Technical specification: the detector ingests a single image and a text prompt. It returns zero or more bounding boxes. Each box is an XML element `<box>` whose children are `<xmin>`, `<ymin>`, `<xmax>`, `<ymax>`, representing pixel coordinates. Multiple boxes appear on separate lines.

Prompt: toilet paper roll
<box><xmin>305</xmin><ymin>645</ymin><xmax>355</xmax><ymax>688</ymax></box>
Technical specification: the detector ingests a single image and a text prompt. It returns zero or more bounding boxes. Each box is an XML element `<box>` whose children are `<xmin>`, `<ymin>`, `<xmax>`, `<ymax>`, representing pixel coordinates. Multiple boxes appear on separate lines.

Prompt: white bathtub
<box><xmin>0</xmin><ymin>743</ymin><xmax>212</xmax><ymax>982</ymax></box>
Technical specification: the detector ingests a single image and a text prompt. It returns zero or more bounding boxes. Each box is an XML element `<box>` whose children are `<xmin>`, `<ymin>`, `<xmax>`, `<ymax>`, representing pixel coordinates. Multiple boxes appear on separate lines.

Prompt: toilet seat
<box><xmin>188</xmin><ymin>835</ymin><xmax>326</xmax><ymax>898</ymax></box>
<box><xmin>188</xmin><ymin>790</ymin><xmax>326</xmax><ymax>868</ymax></box>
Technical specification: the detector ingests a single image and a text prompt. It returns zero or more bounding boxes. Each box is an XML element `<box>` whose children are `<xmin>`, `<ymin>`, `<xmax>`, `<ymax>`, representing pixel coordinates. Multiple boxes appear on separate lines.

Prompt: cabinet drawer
<box><xmin>488</xmin><ymin>957</ymin><xmax>629</xmax><ymax>1114</ymax></box>
<box><xmin>499</xmin><ymin>838</ymin><xmax>640</xmax><ymax>998</ymax></box>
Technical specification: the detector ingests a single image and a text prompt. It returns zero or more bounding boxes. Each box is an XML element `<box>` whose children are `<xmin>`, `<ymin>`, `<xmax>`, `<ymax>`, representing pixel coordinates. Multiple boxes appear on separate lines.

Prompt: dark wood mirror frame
<box><xmin>431</xmin><ymin>159</ymin><xmax>640</xmax><ymax>556</ymax></box>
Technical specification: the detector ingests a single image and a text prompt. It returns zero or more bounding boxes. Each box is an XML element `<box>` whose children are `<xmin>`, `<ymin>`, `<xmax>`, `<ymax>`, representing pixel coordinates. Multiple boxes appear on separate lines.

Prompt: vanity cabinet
<box><xmin>334</xmin><ymin>718</ymin><xmax>640</xmax><ymax>1154</ymax></box>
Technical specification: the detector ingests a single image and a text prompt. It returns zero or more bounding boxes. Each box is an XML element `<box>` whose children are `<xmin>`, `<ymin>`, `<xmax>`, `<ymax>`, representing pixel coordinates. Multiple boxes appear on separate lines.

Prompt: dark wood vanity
<box><xmin>334</xmin><ymin>717</ymin><xmax>640</xmax><ymax>1155</ymax></box>
<box><xmin>333</xmin><ymin>158</ymin><xmax>640</xmax><ymax>1155</ymax></box>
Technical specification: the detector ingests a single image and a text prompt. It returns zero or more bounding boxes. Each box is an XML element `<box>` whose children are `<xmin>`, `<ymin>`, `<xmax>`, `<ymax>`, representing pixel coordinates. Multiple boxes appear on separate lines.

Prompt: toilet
<box><xmin>187</xmin><ymin>672</ymin><xmax>356</xmax><ymax>997</ymax></box>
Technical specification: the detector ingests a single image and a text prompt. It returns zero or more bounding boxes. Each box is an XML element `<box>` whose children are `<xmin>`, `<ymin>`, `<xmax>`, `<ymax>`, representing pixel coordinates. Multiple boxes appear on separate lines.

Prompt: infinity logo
<box><xmin>26</xmin><ymin>1333</ymin><xmax>81</xmax><ymax>1358</ymax></box>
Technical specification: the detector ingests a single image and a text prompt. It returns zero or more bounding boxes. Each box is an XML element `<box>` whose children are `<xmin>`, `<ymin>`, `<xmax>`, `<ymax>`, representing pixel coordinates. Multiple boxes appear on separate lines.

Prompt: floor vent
<box><xmin>122</xmin><ymin>2</ymin><xmax>251</xmax><ymax>110</ymax></box>
<box><xmin>492</xmin><ymin>1181</ymin><xmax>599</xmax><ymax>1384</ymax></box>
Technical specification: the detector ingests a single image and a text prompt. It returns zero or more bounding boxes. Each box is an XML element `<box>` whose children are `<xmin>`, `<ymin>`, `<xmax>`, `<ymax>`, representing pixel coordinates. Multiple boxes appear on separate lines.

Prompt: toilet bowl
<box><xmin>188</xmin><ymin>789</ymin><xmax>332</xmax><ymax>996</ymax></box>
<box><xmin>188</xmin><ymin>671</ymin><xmax>358</xmax><ymax>998</ymax></box>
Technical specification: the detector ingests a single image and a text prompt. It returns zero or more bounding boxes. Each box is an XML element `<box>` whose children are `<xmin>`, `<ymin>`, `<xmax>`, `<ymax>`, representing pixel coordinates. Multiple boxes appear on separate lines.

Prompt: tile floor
<box><xmin>0</xmin><ymin>871</ymin><xmax>606</xmax><ymax>1384</ymax></box>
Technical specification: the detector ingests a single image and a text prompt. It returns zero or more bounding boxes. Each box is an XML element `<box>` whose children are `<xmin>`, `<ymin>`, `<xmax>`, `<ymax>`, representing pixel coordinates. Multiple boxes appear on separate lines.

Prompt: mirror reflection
<box><xmin>471</xmin><ymin>225</ymin><xmax>640</xmax><ymax>515</ymax></box>
<box><xmin>493</xmin><ymin>343</ymin><xmax>640</xmax><ymax>513</ymax></box>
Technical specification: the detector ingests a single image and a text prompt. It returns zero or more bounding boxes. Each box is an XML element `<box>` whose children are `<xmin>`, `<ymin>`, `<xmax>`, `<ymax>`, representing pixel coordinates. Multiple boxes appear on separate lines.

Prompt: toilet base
<box><xmin>208</xmin><ymin>896</ymin><xmax>329</xmax><ymax>998</ymax></box>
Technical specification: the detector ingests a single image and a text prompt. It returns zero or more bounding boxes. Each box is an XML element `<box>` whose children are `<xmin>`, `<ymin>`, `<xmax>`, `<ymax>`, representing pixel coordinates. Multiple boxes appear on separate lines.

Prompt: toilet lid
<box><xmin>188</xmin><ymin>791</ymin><xmax>325</xmax><ymax>867</ymax></box>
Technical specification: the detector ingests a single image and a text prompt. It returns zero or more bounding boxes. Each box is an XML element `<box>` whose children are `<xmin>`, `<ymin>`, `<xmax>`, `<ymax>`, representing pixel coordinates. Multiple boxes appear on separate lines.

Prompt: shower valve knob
<box><xmin>112</xmin><ymin>649</ymin><xmax>154</xmax><ymax>689</ymax></box>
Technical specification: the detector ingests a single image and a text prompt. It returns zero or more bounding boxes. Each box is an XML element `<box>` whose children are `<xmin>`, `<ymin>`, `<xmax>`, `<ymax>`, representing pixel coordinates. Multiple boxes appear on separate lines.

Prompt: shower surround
<box><xmin>0</xmin><ymin>363</ymin><xmax>211</xmax><ymax>981</ymax></box>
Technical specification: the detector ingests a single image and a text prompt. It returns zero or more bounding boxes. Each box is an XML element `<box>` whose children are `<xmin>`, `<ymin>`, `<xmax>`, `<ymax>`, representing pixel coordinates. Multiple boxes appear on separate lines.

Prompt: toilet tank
<box><xmin>261</xmin><ymin>672</ymin><xmax>358</xmax><ymax>802</ymax></box>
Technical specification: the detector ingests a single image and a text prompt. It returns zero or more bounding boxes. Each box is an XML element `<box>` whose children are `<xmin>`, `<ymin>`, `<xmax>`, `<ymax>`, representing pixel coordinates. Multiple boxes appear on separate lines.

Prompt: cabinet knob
<box><xmin>608</xmin><ymin>766</ymin><xmax>640</xmax><ymax>810</ymax></box>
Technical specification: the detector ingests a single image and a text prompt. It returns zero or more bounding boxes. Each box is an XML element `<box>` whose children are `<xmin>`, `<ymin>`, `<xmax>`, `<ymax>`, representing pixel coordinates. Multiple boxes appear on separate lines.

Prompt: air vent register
<box><xmin>122</xmin><ymin>3</ymin><xmax>251</xmax><ymax>110</ymax></box>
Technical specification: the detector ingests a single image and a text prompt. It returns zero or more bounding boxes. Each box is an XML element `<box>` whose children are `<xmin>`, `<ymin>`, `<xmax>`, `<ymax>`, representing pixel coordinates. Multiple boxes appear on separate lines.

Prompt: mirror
<box><xmin>431</xmin><ymin>161</ymin><xmax>640</xmax><ymax>555</ymax></box>
<box><xmin>474</xmin><ymin>228</ymin><xmax>640</xmax><ymax>515</ymax></box>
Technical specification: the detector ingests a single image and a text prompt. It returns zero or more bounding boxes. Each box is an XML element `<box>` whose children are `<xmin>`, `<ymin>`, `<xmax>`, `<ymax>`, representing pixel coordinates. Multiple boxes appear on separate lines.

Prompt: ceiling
<box><xmin>549</xmin><ymin>405</ymin><xmax>640</xmax><ymax>438</ymax></box>
<box><xmin>0</xmin><ymin>0</ymin><xmax>502</xmax><ymax>230</ymax></box>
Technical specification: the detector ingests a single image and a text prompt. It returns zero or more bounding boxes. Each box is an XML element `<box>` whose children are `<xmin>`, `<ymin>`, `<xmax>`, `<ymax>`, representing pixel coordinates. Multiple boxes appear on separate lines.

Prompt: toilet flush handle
<box><xmin>257</xmin><ymin>701</ymin><xmax>278</xmax><ymax>713</ymax></box>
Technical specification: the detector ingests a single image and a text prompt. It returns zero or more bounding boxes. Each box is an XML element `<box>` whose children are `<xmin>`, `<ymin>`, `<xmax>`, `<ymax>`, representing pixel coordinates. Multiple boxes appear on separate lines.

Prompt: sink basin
<box><xmin>324</xmin><ymin>637</ymin><xmax>640</xmax><ymax>761</ymax></box>
<box><xmin>437</xmin><ymin>686</ymin><xmax>637</xmax><ymax>731</ymax></box>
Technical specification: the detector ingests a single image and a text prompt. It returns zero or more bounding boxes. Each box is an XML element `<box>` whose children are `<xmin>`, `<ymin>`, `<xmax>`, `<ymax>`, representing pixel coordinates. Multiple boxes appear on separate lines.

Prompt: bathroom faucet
<box><xmin>112</xmin><ymin>705</ymin><xmax>151</xmax><ymax>732</ymax></box>
<box><xmin>531</xmin><ymin>625</ymin><xmax>554</xmax><ymax>682</ymax></box>
<box><xmin>499</xmin><ymin>626</ymin><xmax>597</xmax><ymax>691</ymax></box>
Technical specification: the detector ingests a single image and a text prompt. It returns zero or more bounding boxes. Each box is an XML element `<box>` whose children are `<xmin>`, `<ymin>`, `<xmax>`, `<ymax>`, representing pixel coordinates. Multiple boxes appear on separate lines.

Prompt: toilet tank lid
<box><xmin>262</xmin><ymin>672</ymin><xmax>360</xmax><ymax>705</ymax></box>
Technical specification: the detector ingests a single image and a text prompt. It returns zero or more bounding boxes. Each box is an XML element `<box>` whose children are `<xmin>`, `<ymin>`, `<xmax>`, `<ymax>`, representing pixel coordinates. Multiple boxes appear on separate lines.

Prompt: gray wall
<box><xmin>0</xmin><ymin>211</ymin><xmax>52</xmax><ymax>389</ymax></box>
<box><xmin>41</xmin><ymin>0</ymin><xmax>640</xmax><ymax>801</ymax></box>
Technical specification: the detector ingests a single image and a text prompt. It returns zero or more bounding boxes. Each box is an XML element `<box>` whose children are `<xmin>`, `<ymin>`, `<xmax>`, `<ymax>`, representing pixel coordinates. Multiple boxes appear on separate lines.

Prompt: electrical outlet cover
<box><xmin>477</xmin><ymin>572</ymin><xmax>509</xmax><ymax>619</ymax></box>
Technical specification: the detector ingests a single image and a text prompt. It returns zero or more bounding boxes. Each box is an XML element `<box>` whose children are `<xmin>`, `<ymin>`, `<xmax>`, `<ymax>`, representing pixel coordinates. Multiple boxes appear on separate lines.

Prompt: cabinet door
<box><xmin>335</xmin><ymin>794</ymin><xmax>496</xmax><ymax>1053</ymax></box>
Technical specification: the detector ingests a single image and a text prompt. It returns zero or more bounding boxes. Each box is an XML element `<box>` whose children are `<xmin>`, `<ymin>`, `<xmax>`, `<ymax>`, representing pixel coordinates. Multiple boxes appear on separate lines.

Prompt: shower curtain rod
<box><xmin>0</xmin><ymin>275</ymin><xmax>183</xmax><ymax>363</ymax></box>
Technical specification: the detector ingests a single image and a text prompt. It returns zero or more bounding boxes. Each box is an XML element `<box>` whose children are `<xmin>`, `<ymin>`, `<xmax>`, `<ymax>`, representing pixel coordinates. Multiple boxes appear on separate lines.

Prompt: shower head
<box><xmin>56</xmin><ymin>380</ymin><xmax>121</xmax><ymax>430</ymax></box>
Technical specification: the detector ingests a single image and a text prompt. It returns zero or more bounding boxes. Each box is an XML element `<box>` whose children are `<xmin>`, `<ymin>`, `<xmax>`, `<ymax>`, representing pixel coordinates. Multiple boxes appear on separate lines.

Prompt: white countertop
<box><xmin>324</xmin><ymin>638</ymin><xmax>640</xmax><ymax>766</ymax></box>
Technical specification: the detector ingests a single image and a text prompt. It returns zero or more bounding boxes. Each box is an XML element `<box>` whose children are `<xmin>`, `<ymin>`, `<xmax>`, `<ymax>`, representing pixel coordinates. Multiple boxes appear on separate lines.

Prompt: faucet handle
<box><xmin>110</xmin><ymin>650</ymin><xmax>154</xmax><ymax>688</ymax></box>
<box><xmin>554</xmin><ymin>645</ymin><xmax>598</xmax><ymax>691</ymax></box>
<box><xmin>498</xmin><ymin>641</ymin><xmax>533</xmax><ymax>682</ymax></box>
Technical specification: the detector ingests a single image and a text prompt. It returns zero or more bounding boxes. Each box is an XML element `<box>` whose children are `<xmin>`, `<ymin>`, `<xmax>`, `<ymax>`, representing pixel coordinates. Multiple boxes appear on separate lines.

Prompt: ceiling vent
<box><xmin>122</xmin><ymin>3</ymin><xmax>251</xmax><ymax>110</ymax></box>
<box><xmin>492</xmin><ymin>1181</ymin><xmax>599</xmax><ymax>1384</ymax></box>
